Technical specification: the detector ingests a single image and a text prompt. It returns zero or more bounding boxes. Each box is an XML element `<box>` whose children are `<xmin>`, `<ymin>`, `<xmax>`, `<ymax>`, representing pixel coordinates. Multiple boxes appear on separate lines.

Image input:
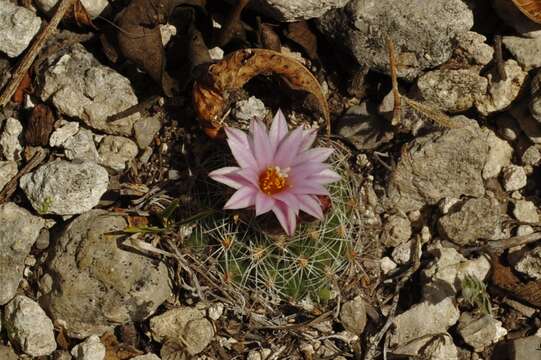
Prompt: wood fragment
<box><xmin>494</xmin><ymin>35</ymin><xmax>507</xmax><ymax>81</ymax></box>
<box><xmin>386</xmin><ymin>38</ymin><xmax>401</xmax><ymax>126</ymax></box>
<box><xmin>0</xmin><ymin>0</ymin><xmax>78</xmax><ymax>107</ymax></box>
<box><xmin>0</xmin><ymin>148</ymin><xmax>47</xmax><ymax>204</ymax></box>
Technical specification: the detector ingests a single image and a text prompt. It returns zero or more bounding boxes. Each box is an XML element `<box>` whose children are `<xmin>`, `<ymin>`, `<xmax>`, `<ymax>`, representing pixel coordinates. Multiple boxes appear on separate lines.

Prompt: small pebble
<box><xmin>501</xmin><ymin>165</ymin><xmax>527</xmax><ymax>192</ymax></box>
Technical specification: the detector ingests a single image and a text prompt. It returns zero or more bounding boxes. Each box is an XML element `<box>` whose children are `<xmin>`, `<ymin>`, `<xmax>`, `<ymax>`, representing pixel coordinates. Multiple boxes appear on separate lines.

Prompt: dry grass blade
<box><xmin>511</xmin><ymin>0</ymin><xmax>541</xmax><ymax>23</ymax></box>
<box><xmin>402</xmin><ymin>97</ymin><xmax>462</xmax><ymax>129</ymax></box>
<box><xmin>387</xmin><ymin>38</ymin><xmax>401</xmax><ymax>126</ymax></box>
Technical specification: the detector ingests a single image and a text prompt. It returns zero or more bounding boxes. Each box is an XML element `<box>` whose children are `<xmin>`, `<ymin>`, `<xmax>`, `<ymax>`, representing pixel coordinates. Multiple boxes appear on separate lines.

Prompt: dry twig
<box><xmin>0</xmin><ymin>148</ymin><xmax>47</xmax><ymax>204</ymax></box>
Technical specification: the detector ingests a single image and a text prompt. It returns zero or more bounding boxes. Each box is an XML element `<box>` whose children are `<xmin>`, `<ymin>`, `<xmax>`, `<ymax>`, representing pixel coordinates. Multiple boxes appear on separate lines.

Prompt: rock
<box><xmin>509</xmin><ymin>336</ymin><xmax>541</xmax><ymax>360</ymax></box>
<box><xmin>482</xmin><ymin>129</ymin><xmax>513</xmax><ymax>179</ymax></box>
<box><xmin>62</xmin><ymin>128</ymin><xmax>99</xmax><ymax>162</ymax></box>
<box><xmin>380</xmin><ymin>257</ymin><xmax>397</xmax><ymax>275</ymax></box>
<box><xmin>438</xmin><ymin>197</ymin><xmax>503</xmax><ymax>246</ymax></box>
<box><xmin>207</xmin><ymin>303</ymin><xmax>224</xmax><ymax>321</ymax></box>
<box><xmin>418</xmin><ymin>333</ymin><xmax>458</xmax><ymax>360</ymax></box>
<box><xmin>53</xmin><ymin>350</ymin><xmax>73</xmax><ymax>360</ymax></box>
<box><xmin>386</xmin><ymin>126</ymin><xmax>489</xmax><ymax>213</ymax></box>
<box><xmin>97</xmin><ymin>135</ymin><xmax>138</xmax><ymax>172</ymax></box>
<box><xmin>209</xmin><ymin>46</ymin><xmax>224</xmax><ymax>60</ymax></box>
<box><xmin>0</xmin><ymin>345</ymin><xmax>18</xmax><ymax>360</ymax></box>
<box><xmin>503</xmin><ymin>36</ymin><xmax>541</xmax><ymax>70</ymax></box>
<box><xmin>457</xmin><ymin>313</ymin><xmax>507</xmax><ymax>352</ymax></box>
<box><xmin>319</xmin><ymin>0</ymin><xmax>473</xmax><ymax>79</ymax></box>
<box><xmin>0</xmin><ymin>58</ymin><xmax>10</xmax><ymax>89</ymax></box>
<box><xmin>227</xmin><ymin>0</ymin><xmax>349</xmax><ymax>22</ymax></box>
<box><xmin>0</xmin><ymin>160</ymin><xmax>17</xmax><ymax>192</ymax></box>
<box><xmin>233</xmin><ymin>96</ymin><xmax>268</xmax><ymax>122</ymax></box>
<box><xmin>0</xmin><ymin>117</ymin><xmax>23</xmax><ymax>161</ymax></box>
<box><xmin>134</xmin><ymin>115</ymin><xmax>161</xmax><ymax>149</ymax></box>
<box><xmin>454</xmin><ymin>31</ymin><xmax>494</xmax><ymax>67</ymax></box>
<box><xmin>50</xmin><ymin>121</ymin><xmax>80</xmax><ymax>147</ymax></box>
<box><xmin>492</xmin><ymin>0</ymin><xmax>541</xmax><ymax>38</ymax></box>
<box><xmin>37</xmin><ymin>0</ymin><xmax>108</xmax><ymax>18</ymax></box>
<box><xmin>391</xmin><ymin>240</ymin><xmax>412</xmax><ymax>265</ymax></box>
<box><xmin>132</xmin><ymin>354</ymin><xmax>161</xmax><ymax>360</ymax></box>
<box><xmin>150</xmin><ymin>306</ymin><xmax>214</xmax><ymax>355</ymax></box>
<box><xmin>475</xmin><ymin>60</ymin><xmax>527</xmax><ymax>116</ymax></box>
<box><xmin>501</xmin><ymin>165</ymin><xmax>527</xmax><ymax>192</ymax></box>
<box><xmin>389</xmin><ymin>297</ymin><xmax>459</xmax><ymax>356</ymax></box>
<box><xmin>517</xmin><ymin>224</ymin><xmax>535</xmax><ymax>236</ymax></box>
<box><xmin>20</xmin><ymin>160</ymin><xmax>109</xmax><ymax>215</ymax></box>
<box><xmin>3</xmin><ymin>295</ymin><xmax>56</xmax><ymax>356</ymax></box>
<box><xmin>336</xmin><ymin>103</ymin><xmax>393</xmax><ymax>150</ymax></box>
<box><xmin>39</xmin><ymin>44</ymin><xmax>138</xmax><ymax>136</ymax></box>
<box><xmin>521</xmin><ymin>146</ymin><xmax>541</xmax><ymax>166</ymax></box>
<box><xmin>380</xmin><ymin>215</ymin><xmax>411</xmax><ymax>248</ymax></box>
<box><xmin>0</xmin><ymin>203</ymin><xmax>44</xmax><ymax>305</ymax></box>
<box><xmin>496</xmin><ymin>113</ymin><xmax>521</xmax><ymax>141</ymax></box>
<box><xmin>340</xmin><ymin>296</ymin><xmax>367</xmax><ymax>334</ymax></box>
<box><xmin>438</xmin><ymin>197</ymin><xmax>460</xmax><ymax>215</ymax></box>
<box><xmin>0</xmin><ymin>1</ymin><xmax>41</xmax><ymax>57</ymax></box>
<box><xmin>41</xmin><ymin>210</ymin><xmax>171</xmax><ymax>338</ymax></box>
<box><xmin>529</xmin><ymin>69</ymin><xmax>541</xmax><ymax>123</ymax></box>
<box><xmin>70</xmin><ymin>335</ymin><xmax>105</xmax><ymax>360</ymax></box>
<box><xmin>511</xmin><ymin>100</ymin><xmax>541</xmax><ymax>144</ymax></box>
<box><xmin>513</xmin><ymin>200</ymin><xmax>539</xmax><ymax>223</ymax></box>
<box><xmin>415</xmin><ymin>69</ymin><xmax>487</xmax><ymax>113</ymax></box>
<box><xmin>515</xmin><ymin>245</ymin><xmax>541</xmax><ymax>279</ymax></box>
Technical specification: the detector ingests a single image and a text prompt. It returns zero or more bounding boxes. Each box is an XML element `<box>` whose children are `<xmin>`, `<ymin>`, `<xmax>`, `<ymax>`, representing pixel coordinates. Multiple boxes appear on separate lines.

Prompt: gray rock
<box><xmin>336</xmin><ymin>103</ymin><xmax>393</xmax><ymax>150</ymax></box>
<box><xmin>389</xmin><ymin>297</ymin><xmax>459</xmax><ymax>356</ymax></box>
<box><xmin>53</xmin><ymin>350</ymin><xmax>73</xmax><ymax>360</ymax></box>
<box><xmin>457</xmin><ymin>313</ymin><xmax>507</xmax><ymax>352</ymax></box>
<box><xmin>511</xmin><ymin>100</ymin><xmax>541</xmax><ymax>143</ymax></box>
<box><xmin>0</xmin><ymin>58</ymin><xmax>10</xmax><ymax>89</ymax></box>
<box><xmin>70</xmin><ymin>335</ymin><xmax>105</xmax><ymax>360</ymax></box>
<box><xmin>521</xmin><ymin>146</ymin><xmax>541</xmax><ymax>166</ymax></box>
<box><xmin>150</xmin><ymin>306</ymin><xmax>214</xmax><ymax>355</ymax></box>
<box><xmin>20</xmin><ymin>160</ymin><xmax>109</xmax><ymax>215</ymax></box>
<box><xmin>227</xmin><ymin>0</ymin><xmax>349</xmax><ymax>22</ymax></box>
<box><xmin>509</xmin><ymin>336</ymin><xmax>541</xmax><ymax>360</ymax></box>
<box><xmin>418</xmin><ymin>334</ymin><xmax>458</xmax><ymax>360</ymax></box>
<box><xmin>339</xmin><ymin>296</ymin><xmax>367</xmax><ymax>334</ymax></box>
<box><xmin>39</xmin><ymin>44</ymin><xmax>138</xmax><ymax>136</ymax></box>
<box><xmin>132</xmin><ymin>355</ymin><xmax>161</xmax><ymax>360</ymax></box>
<box><xmin>41</xmin><ymin>210</ymin><xmax>171</xmax><ymax>338</ymax></box>
<box><xmin>475</xmin><ymin>60</ymin><xmax>527</xmax><ymax>116</ymax></box>
<box><xmin>483</xmin><ymin>129</ymin><xmax>513</xmax><ymax>179</ymax></box>
<box><xmin>0</xmin><ymin>117</ymin><xmax>23</xmax><ymax>161</ymax></box>
<box><xmin>391</xmin><ymin>240</ymin><xmax>413</xmax><ymax>265</ymax></box>
<box><xmin>513</xmin><ymin>200</ymin><xmax>539</xmax><ymax>223</ymax></box>
<box><xmin>50</xmin><ymin>121</ymin><xmax>80</xmax><ymax>147</ymax></box>
<box><xmin>0</xmin><ymin>1</ymin><xmax>41</xmax><ymax>57</ymax></box>
<box><xmin>381</xmin><ymin>215</ymin><xmax>411</xmax><ymax>248</ymax></box>
<box><xmin>386</xmin><ymin>126</ymin><xmax>489</xmax><ymax>213</ymax></box>
<box><xmin>0</xmin><ymin>160</ymin><xmax>17</xmax><ymax>192</ymax></box>
<box><xmin>0</xmin><ymin>203</ymin><xmax>45</xmax><ymax>305</ymax></box>
<box><xmin>3</xmin><ymin>295</ymin><xmax>56</xmax><ymax>356</ymax></box>
<box><xmin>517</xmin><ymin>224</ymin><xmax>535</xmax><ymax>236</ymax></box>
<box><xmin>0</xmin><ymin>345</ymin><xmax>18</xmax><ymax>360</ymax></box>
<box><xmin>37</xmin><ymin>0</ymin><xmax>108</xmax><ymax>18</ymax></box>
<box><xmin>134</xmin><ymin>115</ymin><xmax>161</xmax><ymax>149</ymax></box>
<box><xmin>501</xmin><ymin>165</ymin><xmax>527</xmax><ymax>192</ymax></box>
<box><xmin>454</xmin><ymin>31</ymin><xmax>494</xmax><ymax>67</ymax></box>
<box><xmin>515</xmin><ymin>245</ymin><xmax>541</xmax><ymax>279</ymax></box>
<box><xmin>416</xmin><ymin>69</ymin><xmax>487</xmax><ymax>113</ymax></box>
<box><xmin>62</xmin><ymin>128</ymin><xmax>99</xmax><ymax>162</ymax></box>
<box><xmin>438</xmin><ymin>197</ymin><xmax>503</xmax><ymax>246</ymax></box>
<box><xmin>97</xmin><ymin>135</ymin><xmax>138</xmax><ymax>172</ymax></box>
<box><xmin>319</xmin><ymin>0</ymin><xmax>473</xmax><ymax>79</ymax></box>
<box><xmin>380</xmin><ymin>257</ymin><xmax>397</xmax><ymax>275</ymax></box>
<box><xmin>496</xmin><ymin>113</ymin><xmax>521</xmax><ymax>141</ymax></box>
<box><xmin>492</xmin><ymin>0</ymin><xmax>541</xmax><ymax>38</ymax></box>
<box><xmin>233</xmin><ymin>96</ymin><xmax>268</xmax><ymax>122</ymax></box>
<box><xmin>503</xmin><ymin>36</ymin><xmax>541</xmax><ymax>71</ymax></box>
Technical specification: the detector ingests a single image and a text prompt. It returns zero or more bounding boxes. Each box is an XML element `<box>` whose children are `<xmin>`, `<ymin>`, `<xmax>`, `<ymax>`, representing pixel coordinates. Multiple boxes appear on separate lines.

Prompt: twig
<box><xmin>0</xmin><ymin>0</ymin><xmax>78</xmax><ymax>107</ymax></box>
<box><xmin>463</xmin><ymin>232</ymin><xmax>541</xmax><ymax>254</ymax></box>
<box><xmin>106</xmin><ymin>95</ymin><xmax>162</xmax><ymax>122</ymax></box>
<box><xmin>251</xmin><ymin>310</ymin><xmax>333</xmax><ymax>331</ymax></box>
<box><xmin>494</xmin><ymin>35</ymin><xmax>507</xmax><ymax>81</ymax></box>
<box><xmin>364</xmin><ymin>236</ymin><xmax>422</xmax><ymax>360</ymax></box>
<box><xmin>0</xmin><ymin>148</ymin><xmax>47</xmax><ymax>204</ymax></box>
<box><xmin>386</xmin><ymin>38</ymin><xmax>401</xmax><ymax>126</ymax></box>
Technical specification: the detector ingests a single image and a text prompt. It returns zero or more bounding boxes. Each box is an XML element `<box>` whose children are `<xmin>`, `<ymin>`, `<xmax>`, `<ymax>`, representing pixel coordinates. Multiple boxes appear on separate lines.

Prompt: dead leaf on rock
<box><xmin>66</xmin><ymin>0</ymin><xmax>97</xmax><ymax>29</ymax></box>
<box><xmin>193</xmin><ymin>48</ymin><xmax>330</xmax><ymax>138</ymax></box>
<box><xmin>101</xmin><ymin>331</ymin><xmax>143</xmax><ymax>360</ymax></box>
<box><xmin>25</xmin><ymin>103</ymin><xmax>55</xmax><ymax>146</ymax></box>
<box><xmin>284</xmin><ymin>21</ymin><xmax>318</xmax><ymax>61</ymax></box>
<box><xmin>12</xmin><ymin>71</ymin><xmax>31</xmax><ymax>104</ymax></box>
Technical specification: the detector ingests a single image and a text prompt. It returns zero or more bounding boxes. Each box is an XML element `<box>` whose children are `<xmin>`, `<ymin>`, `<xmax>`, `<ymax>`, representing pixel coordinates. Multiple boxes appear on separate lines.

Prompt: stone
<box><xmin>53</xmin><ymin>350</ymin><xmax>73</xmax><ymax>360</ymax></box>
<box><xmin>20</xmin><ymin>160</ymin><xmax>109</xmax><ymax>215</ymax></box>
<box><xmin>475</xmin><ymin>60</ymin><xmax>527</xmax><ymax>116</ymax></box>
<box><xmin>50</xmin><ymin>121</ymin><xmax>80</xmax><ymax>147</ymax></box>
<box><xmin>503</xmin><ymin>36</ymin><xmax>541</xmax><ymax>70</ymax></box>
<box><xmin>380</xmin><ymin>257</ymin><xmax>397</xmax><ymax>275</ymax></box>
<box><xmin>0</xmin><ymin>58</ymin><xmax>10</xmax><ymax>89</ymax></box>
<box><xmin>0</xmin><ymin>160</ymin><xmax>17</xmax><ymax>192</ymax></box>
<box><xmin>37</xmin><ymin>0</ymin><xmax>108</xmax><ymax>18</ymax></box>
<box><xmin>0</xmin><ymin>117</ymin><xmax>23</xmax><ymax>161</ymax></box>
<box><xmin>386</xmin><ymin>126</ymin><xmax>489</xmax><ymax>213</ymax></box>
<box><xmin>97</xmin><ymin>135</ymin><xmax>138</xmax><ymax>172</ymax></box>
<box><xmin>511</xmin><ymin>100</ymin><xmax>541</xmax><ymax>144</ymax></box>
<box><xmin>319</xmin><ymin>0</ymin><xmax>473</xmax><ymax>79</ymax></box>
<box><xmin>391</xmin><ymin>240</ymin><xmax>412</xmax><ymax>265</ymax></box>
<box><xmin>134</xmin><ymin>115</ymin><xmax>161</xmax><ymax>149</ymax></box>
<box><xmin>517</xmin><ymin>225</ymin><xmax>535</xmax><ymax>236</ymax></box>
<box><xmin>0</xmin><ymin>1</ymin><xmax>41</xmax><ymax>57</ymax></box>
<box><xmin>3</xmin><ymin>295</ymin><xmax>56</xmax><ymax>356</ymax></box>
<box><xmin>71</xmin><ymin>335</ymin><xmax>105</xmax><ymax>360</ymax></box>
<box><xmin>418</xmin><ymin>333</ymin><xmax>458</xmax><ymax>360</ymax></box>
<box><xmin>233</xmin><ymin>96</ymin><xmax>268</xmax><ymax>122</ymax></box>
<box><xmin>340</xmin><ymin>296</ymin><xmax>367</xmax><ymax>334</ymax></box>
<box><xmin>150</xmin><ymin>306</ymin><xmax>213</xmax><ymax>355</ymax></box>
<box><xmin>501</xmin><ymin>165</ymin><xmax>527</xmax><ymax>192</ymax></box>
<box><xmin>515</xmin><ymin>245</ymin><xmax>541</xmax><ymax>280</ymax></box>
<box><xmin>438</xmin><ymin>197</ymin><xmax>503</xmax><ymax>246</ymax></box>
<box><xmin>227</xmin><ymin>0</ymin><xmax>349</xmax><ymax>22</ymax></box>
<box><xmin>0</xmin><ymin>203</ymin><xmax>45</xmax><ymax>305</ymax></box>
<box><xmin>389</xmin><ymin>297</ymin><xmax>459</xmax><ymax>356</ymax></box>
<box><xmin>0</xmin><ymin>345</ymin><xmax>18</xmax><ymax>360</ymax></box>
<box><xmin>336</xmin><ymin>103</ymin><xmax>393</xmax><ymax>150</ymax></box>
<box><xmin>415</xmin><ymin>69</ymin><xmax>487</xmax><ymax>113</ymax></box>
<box><xmin>439</xmin><ymin>197</ymin><xmax>460</xmax><ymax>215</ymax></box>
<box><xmin>529</xmin><ymin>69</ymin><xmax>541</xmax><ymax>123</ymax></box>
<box><xmin>454</xmin><ymin>31</ymin><xmax>494</xmax><ymax>66</ymax></box>
<box><xmin>496</xmin><ymin>113</ymin><xmax>521</xmax><ymax>141</ymax></box>
<box><xmin>41</xmin><ymin>210</ymin><xmax>171</xmax><ymax>338</ymax></box>
<box><xmin>513</xmin><ymin>200</ymin><xmax>539</xmax><ymax>223</ymax></box>
<box><xmin>521</xmin><ymin>146</ymin><xmax>541</xmax><ymax>166</ymax></box>
<box><xmin>493</xmin><ymin>0</ymin><xmax>541</xmax><ymax>38</ymax></box>
<box><xmin>380</xmin><ymin>215</ymin><xmax>411</xmax><ymax>248</ymax></box>
<box><xmin>159</xmin><ymin>24</ymin><xmax>176</xmax><ymax>46</ymax></box>
<box><xmin>207</xmin><ymin>303</ymin><xmax>224</xmax><ymax>321</ymax></box>
<box><xmin>457</xmin><ymin>313</ymin><xmax>507</xmax><ymax>352</ymax></box>
<box><xmin>509</xmin><ymin>336</ymin><xmax>541</xmax><ymax>360</ymax></box>
<box><xmin>62</xmin><ymin>128</ymin><xmax>99</xmax><ymax>162</ymax></box>
<box><xmin>482</xmin><ymin>129</ymin><xmax>513</xmax><ymax>179</ymax></box>
<box><xmin>39</xmin><ymin>44</ymin><xmax>138</xmax><ymax>136</ymax></box>
<box><xmin>132</xmin><ymin>355</ymin><xmax>161</xmax><ymax>360</ymax></box>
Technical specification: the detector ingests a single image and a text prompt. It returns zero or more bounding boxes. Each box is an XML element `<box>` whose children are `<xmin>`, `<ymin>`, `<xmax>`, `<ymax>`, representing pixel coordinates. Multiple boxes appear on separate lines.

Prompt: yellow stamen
<box><xmin>259</xmin><ymin>166</ymin><xmax>289</xmax><ymax>195</ymax></box>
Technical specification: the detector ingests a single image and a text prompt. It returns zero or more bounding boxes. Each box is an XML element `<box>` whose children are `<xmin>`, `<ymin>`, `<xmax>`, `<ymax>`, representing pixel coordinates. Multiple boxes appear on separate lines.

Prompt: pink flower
<box><xmin>209</xmin><ymin>110</ymin><xmax>341</xmax><ymax>235</ymax></box>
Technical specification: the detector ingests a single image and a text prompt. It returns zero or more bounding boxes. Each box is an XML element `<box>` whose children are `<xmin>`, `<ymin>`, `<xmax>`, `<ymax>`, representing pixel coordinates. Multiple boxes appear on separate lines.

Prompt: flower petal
<box><xmin>296</xmin><ymin>194</ymin><xmax>324</xmax><ymax>220</ymax></box>
<box><xmin>289</xmin><ymin>162</ymin><xmax>329</xmax><ymax>183</ymax></box>
<box><xmin>272</xmin><ymin>200</ymin><xmax>297</xmax><ymax>236</ymax></box>
<box><xmin>292</xmin><ymin>147</ymin><xmax>334</xmax><ymax>166</ymax></box>
<box><xmin>252</xmin><ymin>120</ymin><xmax>273</xmax><ymax>168</ymax></box>
<box><xmin>224</xmin><ymin>187</ymin><xmax>257</xmax><ymax>209</ymax></box>
<box><xmin>209</xmin><ymin>166</ymin><xmax>246</xmax><ymax>189</ymax></box>
<box><xmin>269</xmin><ymin>109</ymin><xmax>288</xmax><ymax>152</ymax></box>
<box><xmin>300</xmin><ymin>129</ymin><xmax>317</xmax><ymax>151</ymax></box>
<box><xmin>255</xmin><ymin>192</ymin><xmax>275</xmax><ymax>216</ymax></box>
<box><xmin>272</xmin><ymin>191</ymin><xmax>299</xmax><ymax>214</ymax></box>
<box><xmin>273</xmin><ymin>127</ymin><xmax>304</xmax><ymax>168</ymax></box>
<box><xmin>306</xmin><ymin>168</ymin><xmax>341</xmax><ymax>185</ymax></box>
<box><xmin>236</xmin><ymin>167</ymin><xmax>260</xmax><ymax>188</ymax></box>
<box><xmin>225</xmin><ymin>127</ymin><xmax>258</xmax><ymax>168</ymax></box>
<box><xmin>290</xmin><ymin>182</ymin><xmax>330</xmax><ymax>196</ymax></box>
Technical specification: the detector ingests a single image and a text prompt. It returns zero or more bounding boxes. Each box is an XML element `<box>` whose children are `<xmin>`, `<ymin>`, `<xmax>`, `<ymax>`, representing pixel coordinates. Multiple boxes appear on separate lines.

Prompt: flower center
<box><xmin>259</xmin><ymin>166</ymin><xmax>289</xmax><ymax>195</ymax></box>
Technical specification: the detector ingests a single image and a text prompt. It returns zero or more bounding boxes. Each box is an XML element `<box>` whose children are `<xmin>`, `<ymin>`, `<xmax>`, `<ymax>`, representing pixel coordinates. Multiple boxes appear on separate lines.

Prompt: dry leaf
<box><xmin>70</xmin><ymin>0</ymin><xmax>97</xmax><ymax>29</ymax></box>
<box><xmin>127</xmin><ymin>215</ymin><xmax>149</xmax><ymax>228</ymax></box>
<box><xmin>284</xmin><ymin>21</ymin><xmax>318</xmax><ymax>60</ymax></box>
<box><xmin>25</xmin><ymin>104</ymin><xmax>55</xmax><ymax>146</ymax></box>
<box><xmin>12</xmin><ymin>71</ymin><xmax>31</xmax><ymax>104</ymax></box>
<box><xmin>101</xmin><ymin>331</ymin><xmax>143</xmax><ymax>360</ymax></box>
<box><xmin>511</xmin><ymin>0</ymin><xmax>541</xmax><ymax>23</ymax></box>
<box><xmin>193</xmin><ymin>48</ymin><xmax>330</xmax><ymax>137</ymax></box>
<box><xmin>259</xmin><ymin>22</ymin><xmax>281</xmax><ymax>52</ymax></box>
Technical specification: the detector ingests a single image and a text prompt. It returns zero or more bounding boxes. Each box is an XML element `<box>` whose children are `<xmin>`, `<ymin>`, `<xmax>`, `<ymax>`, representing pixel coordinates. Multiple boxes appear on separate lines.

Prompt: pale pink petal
<box><xmin>224</xmin><ymin>187</ymin><xmax>257</xmax><ymax>209</ymax></box>
<box><xmin>300</xmin><ymin>129</ymin><xmax>317</xmax><ymax>150</ymax></box>
<box><xmin>236</xmin><ymin>167</ymin><xmax>260</xmax><ymax>188</ymax></box>
<box><xmin>225</xmin><ymin>127</ymin><xmax>257</xmax><ymax>168</ymax></box>
<box><xmin>306</xmin><ymin>168</ymin><xmax>341</xmax><ymax>185</ymax></box>
<box><xmin>272</xmin><ymin>191</ymin><xmax>299</xmax><ymax>214</ymax></box>
<box><xmin>289</xmin><ymin>162</ymin><xmax>329</xmax><ymax>183</ymax></box>
<box><xmin>209</xmin><ymin>166</ymin><xmax>246</xmax><ymax>189</ymax></box>
<box><xmin>272</xmin><ymin>200</ymin><xmax>297</xmax><ymax>235</ymax></box>
<box><xmin>290</xmin><ymin>182</ymin><xmax>330</xmax><ymax>196</ymax></box>
<box><xmin>269</xmin><ymin>109</ymin><xmax>288</xmax><ymax>152</ymax></box>
<box><xmin>292</xmin><ymin>147</ymin><xmax>334</xmax><ymax>166</ymax></box>
<box><xmin>252</xmin><ymin>120</ymin><xmax>273</xmax><ymax>168</ymax></box>
<box><xmin>273</xmin><ymin>127</ymin><xmax>304</xmax><ymax>168</ymax></box>
<box><xmin>255</xmin><ymin>192</ymin><xmax>275</xmax><ymax>215</ymax></box>
<box><xmin>296</xmin><ymin>194</ymin><xmax>324</xmax><ymax>220</ymax></box>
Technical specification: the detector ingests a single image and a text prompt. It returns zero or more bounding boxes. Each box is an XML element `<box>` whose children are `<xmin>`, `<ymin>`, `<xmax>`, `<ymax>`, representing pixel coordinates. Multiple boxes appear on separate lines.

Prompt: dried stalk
<box><xmin>0</xmin><ymin>148</ymin><xmax>46</xmax><ymax>204</ymax></box>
